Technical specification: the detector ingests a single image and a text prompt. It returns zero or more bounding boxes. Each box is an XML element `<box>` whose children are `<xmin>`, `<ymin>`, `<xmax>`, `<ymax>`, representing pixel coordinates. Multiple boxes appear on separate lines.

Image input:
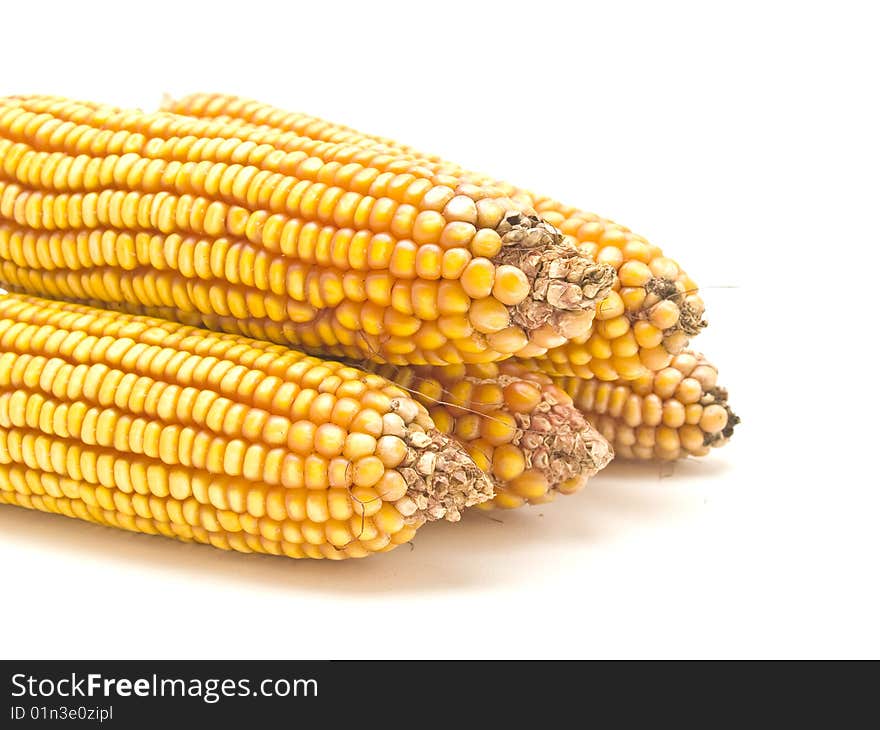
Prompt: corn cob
<box><xmin>368</xmin><ymin>361</ymin><xmax>613</xmax><ymax>510</ymax></box>
<box><xmin>555</xmin><ymin>352</ymin><xmax>738</xmax><ymax>460</ymax></box>
<box><xmin>0</xmin><ymin>292</ymin><xmax>493</xmax><ymax>559</ymax></box>
<box><xmin>166</xmin><ymin>92</ymin><xmax>705</xmax><ymax>380</ymax></box>
<box><xmin>0</xmin><ymin>95</ymin><xmax>615</xmax><ymax>367</ymax></box>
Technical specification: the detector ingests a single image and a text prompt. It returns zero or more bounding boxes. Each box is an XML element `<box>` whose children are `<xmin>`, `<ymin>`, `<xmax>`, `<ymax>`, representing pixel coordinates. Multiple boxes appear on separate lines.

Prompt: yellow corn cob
<box><xmin>0</xmin><ymin>95</ymin><xmax>615</xmax><ymax>367</ymax></box>
<box><xmin>0</xmin><ymin>292</ymin><xmax>493</xmax><ymax>560</ymax></box>
<box><xmin>166</xmin><ymin>93</ymin><xmax>705</xmax><ymax>380</ymax></box>
<box><xmin>555</xmin><ymin>352</ymin><xmax>738</xmax><ymax>460</ymax></box>
<box><xmin>368</xmin><ymin>361</ymin><xmax>613</xmax><ymax>510</ymax></box>
<box><xmin>513</xmin><ymin>202</ymin><xmax>704</xmax><ymax>379</ymax></box>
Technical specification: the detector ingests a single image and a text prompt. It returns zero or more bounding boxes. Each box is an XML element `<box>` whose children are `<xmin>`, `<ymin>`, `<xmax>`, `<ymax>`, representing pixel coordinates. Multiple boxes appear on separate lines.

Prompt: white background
<box><xmin>1</xmin><ymin>0</ymin><xmax>877</xmax><ymax>659</ymax></box>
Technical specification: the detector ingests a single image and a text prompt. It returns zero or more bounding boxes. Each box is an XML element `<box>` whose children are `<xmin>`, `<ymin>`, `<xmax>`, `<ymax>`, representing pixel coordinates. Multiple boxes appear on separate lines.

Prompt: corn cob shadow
<box><xmin>0</xmin><ymin>456</ymin><xmax>732</xmax><ymax>594</ymax></box>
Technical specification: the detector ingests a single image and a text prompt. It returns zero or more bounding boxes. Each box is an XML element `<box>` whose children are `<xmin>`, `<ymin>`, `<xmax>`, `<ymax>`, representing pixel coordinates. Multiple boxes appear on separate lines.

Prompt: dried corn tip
<box><xmin>366</xmin><ymin>360</ymin><xmax>613</xmax><ymax>509</ymax></box>
<box><xmin>0</xmin><ymin>292</ymin><xmax>493</xmax><ymax>559</ymax></box>
<box><xmin>0</xmin><ymin>95</ymin><xmax>614</xmax><ymax>367</ymax></box>
<box><xmin>166</xmin><ymin>93</ymin><xmax>707</xmax><ymax>381</ymax></box>
<box><xmin>554</xmin><ymin>351</ymin><xmax>738</xmax><ymax>460</ymax></box>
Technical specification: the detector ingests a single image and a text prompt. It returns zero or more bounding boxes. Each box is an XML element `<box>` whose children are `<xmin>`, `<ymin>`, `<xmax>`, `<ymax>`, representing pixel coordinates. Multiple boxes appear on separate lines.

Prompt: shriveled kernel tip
<box><xmin>395</xmin><ymin>496</ymin><xmax>419</xmax><ymax>517</ymax></box>
<box><xmin>390</xmin><ymin>397</ymin><xmax>419</xmax><ymax>424</ymax></box>
<box><xmin>416</xmin><ymin>451</ymin><xmax>437</xmax><ymax>476</ymax></box>
<box><xmin>408</xmin><ymin>431</ymin><xmax>432</xmax><ymax>448</ymax></box>
<box><xmin>381</xmin><ymin>412</ymin><xmax>407</xmax><ymax>437</ymax></box>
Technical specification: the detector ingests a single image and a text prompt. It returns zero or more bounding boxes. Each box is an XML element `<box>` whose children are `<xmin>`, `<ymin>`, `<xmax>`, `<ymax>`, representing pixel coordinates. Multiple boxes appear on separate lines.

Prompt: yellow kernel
<box><xmin>412</xmin><ymin>321</ymin><xmax>447</xmax><ymax>349</ymax></box>
<box><xmin>611</xmin><ymin>330</ymin><xmax>639</xmax><ymax>358</ymax></box>
<box><xmin>440</xmin><ymin>247</ymin><xmax>472</xmax><ymax>279</ymax></box>
<box><xmin>325</xmin><ymin>519</ymin><xmax>353</xmax><ymax>547</ymax></box>
<box><xmin>470</xmin><ymin>228</ymin><xmax>502</xmax><ymax>257</ymax></box>
<box><xmin>327</xmin><ymin>488</ymin><xmax>354</xmax><ymax>520</ymax></box>
<box><xmin>650</xmin><ymin>256</ymin><xmax>680</xmax><ymax>280</ymax></box>
<box><xmin>350</xmin><ymin>486</ymin><xmax>382</xmax><ymax>517</ymax></box>
<box><xmin>491</xmin><ymin>491</ymin><xmax>526</xmax><ymax>510</ymax></box>
<box><xmin>328</xmin><ymin>457</ymin><xmax>352</xmax><ymax>488</ymax></box>
<box><xmin>492</xmin><ymin>443</ymin><xmax>526</xmax><ymax>482</ymax></box>
<box><xmin>620</xmin><ymin>286</ymin><xmax>647</xmax><ymax>312</ymax></box>
<box><xmin>367</xmin><ymin>233</ymin><xmax>395</xmax><ymax>269</ymax></box>
<box><xmin>480</xmin><ymin>411</ymin><xmax>518</xmax><ymax>445</ymax></box>
<box><xmin>612</xmin><ymin>355</ymin><xmax>646</xmax><ymax>380</ymax></box>
<box><xmin>288</xmin><ymin>420</ymin><xmax>316</xmax><ymax>454</ymax></box>
<box><xmin>443</xmin><ymin>195</ymin><xmax>478</xmax><ymax>225</ymax></box>
<box><xmin>662</xmin><ymin>400</ymin><xmax>687</xmax><ymax>428</ymax></box>
<box><xmin>306</xmin><ymin>491</ymin><xmax>330</xmax><ymax>522</ymax></box>
<box><xmin>437</xmin><ymin>314</ymin><xmax>473</xmax><ymax>339</ymax></box>
<box><xmin>374</xmin><ymin>469</ymin><xmax>408</xmax><ymax>502</ymax></box>
<box><xmin>654</xmin><ymin>367</ymin><xmax>684</xmax><ymax>398</ymax></box>
<box><xmin>420</xmin><ymin>185</ymin><xmax>455</xmax><ymax>212</ymax></box>
<box><xmin>437</xmin><ymin>280</ymin><xmax>470</xmax><ymax>315</ymax></box>
<box><xmin>491</xmin><ymin>264</ymin><xmax>530</xmax><ymax>305</ymax></box>
<box><xmin>376</xmin><ymin>435</ymin><xmax>407</xmax><ymax>467</ymax></box>
<box><xmin>700</xmin><ymin>404</ymin><xmax>729</xmax><ymax>434</ymax></box>
<box><xmin>691</xmin><ymin>364</ymin><xmax>718</xmax><ymax>390</ymax></box>
<box><xmin>680</xmin><ymin>425</ymin><xmax>705</xmax><ymax>452</ymax></box>
<box><xmin>412</xmin><ymin>211</ymin><xmax>445</xmax><ymax>245</ymax></box>
<box><xmin>508</xmin><ymin>469</ymin><xmax>549</xmax><ymax>500</ymax></box>
<box><xmin>303</xmin><ymin>454</ymin><xmax>329</xmax><ymax>489</ymax></box>
<box><xmin>439</xmin><ymin>221</ymin><xmax>476</xmax><ymax>249</ymax></box>
<box><xmin>672</xmin><ymin>353</ymin><xmax>699</xmax><ymax>376</ymax></box>
<box><xmin>596</xmin><ymin>315</ymin><xmax>630</xmax><ymax>340</ymax></box>
<box><xmin>353</xmin><ymin>455</ymin><xmax>385</xmax><ymax>488</ymax></box>
<box><xmin>640</xmin><ymin>345</ymin><xmax>673</xmax><ymax>371</ymax></box>
<box><xmin>596</xmin><ymin>246</ymin><xmax>624</xmax><ymax>268</ymax></box>
<box><xmin>460</xmin><ymin>257</ymin><xmax>495</xmax><ymax>298</ymax></box>
<box><xmin>342</xmin><ymin>432</ymin><xmax>377</xmax><ymax>461</ymax></box>
<box><xmin>468</xmin><ymin>297</ymin><xmax>510</xmax><ymax>334</ymax></box>
<box><xmin>454</xmin><ymin>413</ymin><xmax>482</xmax><ymax>441</ymax></box>
<box><xmin>374</xmin><ymin>503</ymin><xmax>406</xmax><ymax>535</ymax></box>
<box><xmin>389</xmin><ymin>240</ymin><xmax>417</xmax><ymax>278</ymax></box>
<box><xmin>475</xmin><ymin>198</ymin><xmax>506</xmax><ymax>229</ymax></box>
<box><xmin>467</xmin><ymin>440</ymin><xmax>493</xmax><ymax>473</ymax></box>
<box><xmin>676</xmin><ymin>377</ymin><xmax>703</xmax><ymax>404</ymax></box>
<box><xmin>487</xmin><ymin>325</ymin><xmax>529</xmax><ymax>354</ymax></box>
<box><xmin>633</xmin><ymin>320</ymin><xmax>664</xmax><ymax>348</ymax></box>
<box><xmin>314</xmin><ymin>422</ymin><xmax>346</xmax><ymax>457</ymax></box>
<box><xmin>502</xmin><ymin>380</ymin><xmax>542</xmax><ymax>413</ymax></box>
<box><xmin>415</xmin><ymin>244</ymin><xmax>443</xmax><ymax>280</ymax></box>
<box><xmin>649</xmin><ymin>300</ymin><xmax>681</xmax><ymax>330</ymax></box>
<box><xmin>349</xmin><ymin>408</ymin><xmax>384</xmax><ymax>437</ymax></box>
<box><xmin>618</xmin><ymin>260</ymin><xmax>652</xmax><ymax>287</ymax></box>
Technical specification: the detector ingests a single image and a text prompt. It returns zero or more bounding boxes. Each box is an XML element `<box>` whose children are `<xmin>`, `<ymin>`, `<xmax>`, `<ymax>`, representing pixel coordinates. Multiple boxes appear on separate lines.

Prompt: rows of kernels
<box><xmin>371</xmin><ymin>361</ymin><xmax>598</xmax><ymax>509</ymax></box>
<box><xmin>165</xmin><ymin>96</ymin><xmax>697</xmax><ymax>334</ymax></box>
<box><xmin>0</xmin><ymin>292</ymin><xmax>437</xmax><ymax>558</ymax></box>
<box><xmin>556</xmin><ymin>352</ymin><xmax>733</xmax><ymax>460</ymax></box>
<box><xmin>0</xmin><ymin>96</ymin><xmax>532</xmax><ymax>274</ymax></box>
<box><xmin>164</xmin><ymin>95</ymin><xmax>698</xmax><ymax>324</ymax></box>
<box><xmin>0</xmin><ymin>96</ymin><xmax>561</xmax><ymax>364</ymax></box>
<box><xmin>164</xmin><ymin>93</ymin><xmax>703</xmax><ymax>382</ymax></box>
<box><xmin>0</xmin><ymin>466</ymin><xmax>421</xmax><ymax>559</ymax></box>
<box><xmin>539</xmin><ymin>204</ymin><xmax>699</xmax><ymax>338</ymax></box>
<box><xmin>494</xmin><ymin>209</ymin><xmax>698</xmax><ymax>381</ymax></box>
<box><xmin>165</xmin><ymin>93</ymin><xmax>448</xmax><ymax>163</ymax></box>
